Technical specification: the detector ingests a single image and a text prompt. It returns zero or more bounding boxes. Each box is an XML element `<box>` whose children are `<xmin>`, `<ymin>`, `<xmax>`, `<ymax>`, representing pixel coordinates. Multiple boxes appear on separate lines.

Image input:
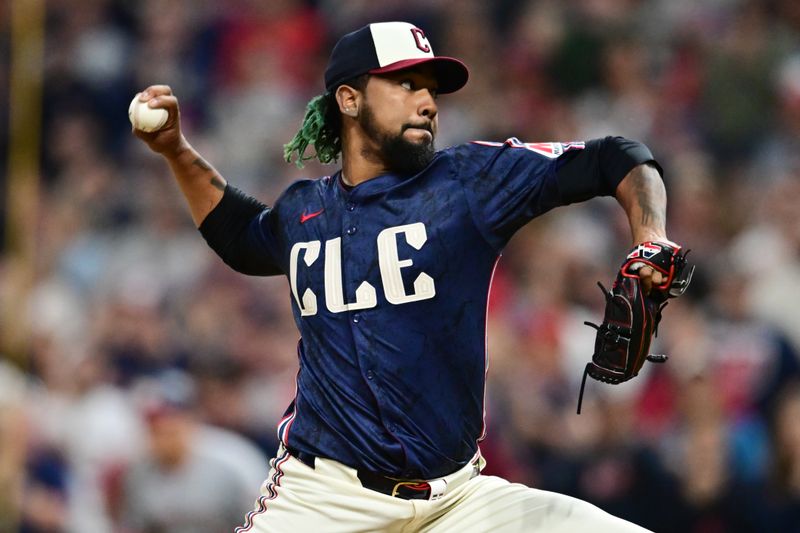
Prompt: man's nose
<box><xmin>418</xmin><ymin>89</ymin><xmax>437</xmax><ymax>119</ymax></box>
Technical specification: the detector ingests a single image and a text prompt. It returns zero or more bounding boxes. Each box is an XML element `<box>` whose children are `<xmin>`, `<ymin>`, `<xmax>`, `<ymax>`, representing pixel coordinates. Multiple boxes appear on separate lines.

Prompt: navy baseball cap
<box><xmin>324</xmin><ymin>22</ymin><xmax>469</xmax><ymax>94</ymax></box>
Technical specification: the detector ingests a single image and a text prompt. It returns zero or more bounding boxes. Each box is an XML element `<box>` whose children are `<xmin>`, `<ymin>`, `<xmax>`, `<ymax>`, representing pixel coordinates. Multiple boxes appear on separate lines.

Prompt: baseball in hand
<box><xmin>128</xmin><ymin>94</ymin><xmax>168</xmax><ymax>132</ymax></box>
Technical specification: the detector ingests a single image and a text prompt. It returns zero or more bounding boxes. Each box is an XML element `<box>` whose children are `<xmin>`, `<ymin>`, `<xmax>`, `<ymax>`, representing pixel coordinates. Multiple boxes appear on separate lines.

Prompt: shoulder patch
<box><xmin>471</xmin><ymin>138</ymin><xmax>585</xmax><ymax>159</ymax></box>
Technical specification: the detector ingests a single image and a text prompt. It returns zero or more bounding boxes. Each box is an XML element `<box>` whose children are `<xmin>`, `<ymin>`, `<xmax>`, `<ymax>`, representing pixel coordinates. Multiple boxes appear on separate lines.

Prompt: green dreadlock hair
<box><xmin>284</xmin><ymin>93</ymin><xmax>341</xmax><ymax>167</ymax></box>
<box><xmin>284</xmin><ymin>75</ymin><xmax>368</xmax><ymax>168</ymax></box>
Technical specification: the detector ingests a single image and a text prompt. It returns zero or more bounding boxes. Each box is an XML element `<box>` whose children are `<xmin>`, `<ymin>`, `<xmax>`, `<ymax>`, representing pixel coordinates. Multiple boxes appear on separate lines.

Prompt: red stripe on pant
<box><xmin>236</xmin><ymin>450</ymin><xmax>291</xmax><ymax>532</ymax></box>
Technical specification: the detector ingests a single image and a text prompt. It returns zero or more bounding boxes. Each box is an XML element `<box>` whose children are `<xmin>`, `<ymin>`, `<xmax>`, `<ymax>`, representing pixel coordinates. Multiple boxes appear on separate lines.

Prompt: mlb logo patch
<box><xmin>627</xmin><ymin>244</ymin><xmax>660</xmax><ymax>260</ymax></box>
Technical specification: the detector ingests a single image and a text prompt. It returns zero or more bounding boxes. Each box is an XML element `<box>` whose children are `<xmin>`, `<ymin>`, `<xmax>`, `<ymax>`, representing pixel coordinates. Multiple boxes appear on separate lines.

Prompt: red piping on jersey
<box><xmin>479</xmin><ymin>256</ymin><xmax>502</xmax><ymax>442</ymax></box>
<box><xmin>277</xmin><ymin>410</ymin><xmax>296</xmax><ymax>447</ymax></box>
<box><xmin>278</xmin><ymin>343</ymin><xmax>303</xmax><ymax>447</ymax></box>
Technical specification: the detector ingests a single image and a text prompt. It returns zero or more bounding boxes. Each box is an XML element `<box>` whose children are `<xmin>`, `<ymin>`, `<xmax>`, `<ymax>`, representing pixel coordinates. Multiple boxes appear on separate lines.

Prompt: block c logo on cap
<box><xmin>411</xmin><ymin>28</ymin><xmax>431</xmax><ymax>53</ymax></box>
<box><xmin>371</xmin><ymin>21</ymin><xmax>436</xmax><ymax>67</ymax></box>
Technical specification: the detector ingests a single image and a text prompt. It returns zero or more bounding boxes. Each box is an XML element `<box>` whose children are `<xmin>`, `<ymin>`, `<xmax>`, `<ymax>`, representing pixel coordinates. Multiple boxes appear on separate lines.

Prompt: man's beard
<box><xmin>358</xmin><ymin>103</ymin><xmax>435</xmax><ymax>175</ymax></box>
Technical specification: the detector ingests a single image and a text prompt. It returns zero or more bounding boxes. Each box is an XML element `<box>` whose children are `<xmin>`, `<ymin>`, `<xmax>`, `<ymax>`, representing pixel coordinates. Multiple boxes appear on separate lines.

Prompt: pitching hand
<box><xmin>131</xmin><ymin>85</ymin><xmax>185</xmax><ymax>157</ymax></box>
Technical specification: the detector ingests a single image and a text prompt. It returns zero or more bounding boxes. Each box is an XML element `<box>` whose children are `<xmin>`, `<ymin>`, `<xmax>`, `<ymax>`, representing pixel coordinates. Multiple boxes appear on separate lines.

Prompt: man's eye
<box><xmin>400</xmin><ymin>80</ymin><xmax>413</xmax><ymax>90</ymax></box>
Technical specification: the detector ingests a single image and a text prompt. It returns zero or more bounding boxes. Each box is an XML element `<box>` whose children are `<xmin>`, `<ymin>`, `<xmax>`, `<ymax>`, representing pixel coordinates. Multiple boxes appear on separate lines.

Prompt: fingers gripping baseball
<box><xmin>131</xmin><ymin>85</ymin><xmax>184</xmax><ymax>156</ymax></box>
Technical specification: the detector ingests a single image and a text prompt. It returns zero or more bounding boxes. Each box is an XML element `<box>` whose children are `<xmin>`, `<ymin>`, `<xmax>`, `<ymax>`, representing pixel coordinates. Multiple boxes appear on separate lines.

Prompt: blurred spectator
<box><xmin>658</xmin><ymin>376</ymin><xmax>764</xmax><ymax>532</ymax></box>
<box><xmin>118</xmin><ymin>371</ymin><xmax>266</xmax><ymax>533</ymax></box>
<box><xmin>570</xmin><ymin>398</ymin><xmax>675</xmax><ymax>531</ymax></box>
<box><xmin>729</xmin><ymin>176</ymin><xmax>800</xmax><ymax>352</ymax></box>
<box><xmin>755</xmin><ymin>54</ymin><xmax>800</xmax><ymax>179</ymax></box>
<box><xmin>757</xmin><ymin>382</ymin><xmax>800</xmax><ymax>531</ymax></box>
<box><xmin>21</xmin><ymin>448</ymin><xmax>70</xmax><ymax>533</ymax></box>
<box><xmin>700</xmin><ymin>0</ymin><xmax>783</xmax><ymax>164</ymax></box>
<box><xmin>575</xmin><ymin>35</ymin><xmax>659</xmax><ymax>142</ymax></box>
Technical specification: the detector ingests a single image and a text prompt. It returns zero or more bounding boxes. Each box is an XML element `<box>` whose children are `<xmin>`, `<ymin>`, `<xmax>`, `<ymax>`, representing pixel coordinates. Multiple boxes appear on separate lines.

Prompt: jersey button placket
<box><xmin>342</xmin><ymin>195</ymin><xmax>372</xmax><ymax>391</ymax></box>
<box><xmin>344</xmin><ymin>198</ymin><xmax>356</xmax><ymax>235</ymax></box>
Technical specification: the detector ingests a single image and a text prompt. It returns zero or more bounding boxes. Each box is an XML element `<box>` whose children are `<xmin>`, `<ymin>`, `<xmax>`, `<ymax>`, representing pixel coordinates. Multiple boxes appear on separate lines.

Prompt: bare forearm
<box><xmin>130</xmin><ymin>85</ymin><xmax>226</xmax><ymax>227</ymax></box>
<box><xmin>615</xmin><ymin>163</ymin><xmax>667</xmax><ymax>244</ymax></box>
<box><xmin>164</xmin><ymin>139</ymin><xmax>227</xmax><ymax>227</ymax></box>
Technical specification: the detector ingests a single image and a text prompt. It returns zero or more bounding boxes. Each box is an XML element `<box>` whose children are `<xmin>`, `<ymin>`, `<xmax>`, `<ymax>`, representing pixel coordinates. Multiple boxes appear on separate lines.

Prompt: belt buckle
<box><xmin>391</xmin><ymin>481</ymin><xmax>431</xmax><ymax>499</ymax></box>
<box><xmin>390</xmin><ymin>479</ymin><xmax>448</xmax><ymax>501</ymax></box>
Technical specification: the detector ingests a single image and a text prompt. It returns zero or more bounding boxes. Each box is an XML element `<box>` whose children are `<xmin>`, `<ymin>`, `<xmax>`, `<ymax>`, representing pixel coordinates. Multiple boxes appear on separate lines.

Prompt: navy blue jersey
<box><xmin>200</xmin><ymin>137</ymin><xmax>658</xmax><ymax>479</ymax></box>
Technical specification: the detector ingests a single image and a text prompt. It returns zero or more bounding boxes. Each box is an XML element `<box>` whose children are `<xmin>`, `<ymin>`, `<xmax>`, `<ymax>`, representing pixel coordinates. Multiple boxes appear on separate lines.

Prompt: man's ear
<box><xmin>335</xmin><ymin>84</ymin><xmax>361</xmax><ymax>118</ymax></box>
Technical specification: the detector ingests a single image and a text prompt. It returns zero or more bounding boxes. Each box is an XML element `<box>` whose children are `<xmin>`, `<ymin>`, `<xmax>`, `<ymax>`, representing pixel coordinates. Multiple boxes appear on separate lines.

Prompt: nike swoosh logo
<box><xmin>300</xmin><ymin>208</ymin><xmax>324</xmax><ymax>224</ymax></box>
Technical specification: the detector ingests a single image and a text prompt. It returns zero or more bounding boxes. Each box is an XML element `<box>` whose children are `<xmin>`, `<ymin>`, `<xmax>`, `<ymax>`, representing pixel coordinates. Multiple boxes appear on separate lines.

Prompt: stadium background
<box><xmin>1</xmin><ymin>0</ymin><xmax>800</xmax><ymax>531</ymax></box>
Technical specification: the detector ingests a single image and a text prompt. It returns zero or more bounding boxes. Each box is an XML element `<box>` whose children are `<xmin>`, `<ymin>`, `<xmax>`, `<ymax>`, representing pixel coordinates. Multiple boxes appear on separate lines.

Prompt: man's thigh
<box><xmin>422</xmin><ymin>475</ymin><xmax>651</xmax><ymax>533</ymax></box>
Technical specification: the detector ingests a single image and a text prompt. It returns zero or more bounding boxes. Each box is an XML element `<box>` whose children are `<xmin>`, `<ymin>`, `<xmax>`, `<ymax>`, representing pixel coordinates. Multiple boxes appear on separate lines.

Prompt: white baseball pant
<box><xmin>236</xmin><ymin>445</ymin><xmax>652</xmax><ymax>532</ymax></box>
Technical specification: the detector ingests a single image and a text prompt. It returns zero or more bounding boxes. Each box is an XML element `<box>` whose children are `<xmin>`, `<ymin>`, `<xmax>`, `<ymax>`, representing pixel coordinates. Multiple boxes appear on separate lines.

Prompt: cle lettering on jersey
<box><xmin>289</xmin><ymin>222</ymin><xmax>435</xmax><ymax>316</ymax></box>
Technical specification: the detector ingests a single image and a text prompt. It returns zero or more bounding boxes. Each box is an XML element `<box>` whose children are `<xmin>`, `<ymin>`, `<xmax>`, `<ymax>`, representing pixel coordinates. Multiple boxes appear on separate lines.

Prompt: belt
<box><xmin>285</xmin><ymin>446</ymin><xmax>480</xmax><ymax>501</ymax></box>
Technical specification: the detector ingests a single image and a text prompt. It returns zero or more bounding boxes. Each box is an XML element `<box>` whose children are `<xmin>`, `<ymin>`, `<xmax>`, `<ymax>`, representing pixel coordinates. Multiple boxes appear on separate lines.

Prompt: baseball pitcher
<box><xmin>132</xmin><ymin>21</ymin><xmax>691</xmax><ymax>533</ymax></box>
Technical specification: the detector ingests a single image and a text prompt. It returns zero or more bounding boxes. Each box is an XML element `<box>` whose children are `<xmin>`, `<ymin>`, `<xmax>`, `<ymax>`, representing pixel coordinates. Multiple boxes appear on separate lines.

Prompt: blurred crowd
<box><xmin>1</xmin><ymin>0</ymin><xmax>800</xmax><ymax>531</ymax></box>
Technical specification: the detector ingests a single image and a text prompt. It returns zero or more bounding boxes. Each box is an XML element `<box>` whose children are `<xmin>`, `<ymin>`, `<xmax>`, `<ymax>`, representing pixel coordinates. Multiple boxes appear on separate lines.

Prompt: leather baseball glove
<box><xmin>576</xmin><ymin>241</ymin><xmax>694</xmax><ymax>414</ymax></box>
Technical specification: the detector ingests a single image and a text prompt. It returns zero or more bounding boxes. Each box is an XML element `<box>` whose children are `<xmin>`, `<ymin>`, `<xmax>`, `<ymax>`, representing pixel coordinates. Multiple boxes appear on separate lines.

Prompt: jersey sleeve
<box><xmin>198</xmin><ymin>185</ymin><xmax>284</xmax><ymax>276</ymax></box>
<box><xmin>453</xmin><ymin>136</ymin><xmax>659</xmax><ymax>250</ymax></box>
<box><xmin>554</xmin><ymin>136</ymin><xmax>661</xmax><ymax>203</ymax></box>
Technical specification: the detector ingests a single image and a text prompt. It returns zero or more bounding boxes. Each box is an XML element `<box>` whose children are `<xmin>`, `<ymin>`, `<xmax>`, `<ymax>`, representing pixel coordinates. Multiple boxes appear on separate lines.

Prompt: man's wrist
<box><xmin>161</xmin><ymin>136</ymin><xmax>191</xmax><ymax>161</ymax></box>
<box><xmin>632</xmin><ymin>232</ymin><xmax>669</xmax><ymax>246</ymax></box>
